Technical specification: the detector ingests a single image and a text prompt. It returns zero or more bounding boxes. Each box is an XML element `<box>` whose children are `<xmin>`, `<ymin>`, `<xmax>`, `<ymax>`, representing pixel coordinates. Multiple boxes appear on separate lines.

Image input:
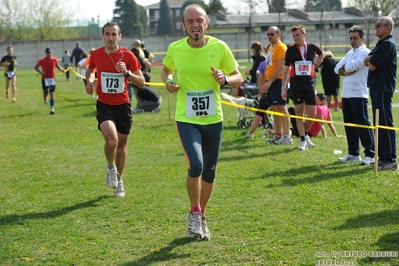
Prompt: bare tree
<box><xmin>346</xmin><ymin>0</ymin><xmax>386</xmax><ymax>47</ymax></box>
<box><xmin>267</xmin><ymin>0</ymin><xmax>286</xmax><ymax>29</ymax></box>
<box><xmin>0</xmin><ymin>0</ymin><xmax>80</xmax><ymax>41</ymax></box>
<box><xmin>380</xmin><ymin>0</ymin><xmax>399</xmax><ymax>20</ymax></box>
<box><xmin>30</xmin><ymin>0</ymin><xmax>79</xmax><ymax>40</ymax></box>
<box><xmin>240</xmin><ymin>0</ymin><xmax>268</xmax><ymax>61</ymax></box>
<box><xmin>348</xmin><ymin>0</ymin><xmax>398</xmax><ymax>18</ymax></box>
<box><xmin>0</xmin><ymin>0</ymin><xmax>31</xmax><ymax>41</ymax></box>
<box><xmin>307</xmin><ymin>2</ymin><xmax>326</xmax><ymax>48</ymax></box>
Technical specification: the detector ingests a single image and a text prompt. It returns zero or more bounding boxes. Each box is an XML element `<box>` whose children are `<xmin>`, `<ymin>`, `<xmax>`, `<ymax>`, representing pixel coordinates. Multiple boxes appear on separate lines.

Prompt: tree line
<box><xmin>0</xmin><ymin>0</ymin><xmax>395</xmax><ymax>42</ymax></box>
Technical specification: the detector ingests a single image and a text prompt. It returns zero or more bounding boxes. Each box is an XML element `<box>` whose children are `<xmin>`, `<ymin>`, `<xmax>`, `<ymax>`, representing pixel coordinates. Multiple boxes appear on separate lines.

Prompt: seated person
<box><xmin>130</xmin><ymin>47</ymin><xmax>151</xmax><ymax>101</ymax></box>
<box><xmin>133</xmin><ymin>86</ymin><xmax>162</xmax><ymax>114</ymax></box>
<box><xmin>289</xmin><ymin>93</ymin><xmax>340</xmax><ymax>138</ymax></box>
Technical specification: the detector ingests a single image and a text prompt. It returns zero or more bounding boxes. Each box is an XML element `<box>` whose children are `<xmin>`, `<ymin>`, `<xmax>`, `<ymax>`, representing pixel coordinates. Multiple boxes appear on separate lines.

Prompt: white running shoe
<box><xmin>246</xmin><ymin>132</ymin><xmax>254</xmax><ymax>139</ymax></box>
<box><xmin>267</xmin><ymin>135</ymin><xmax>281</xmax><ymax>144</ymax></box>
<box><xmin>338</xmin><ymin>154</ymin><xmax>362</xmax><ymax>163</ymax></box>
<box><xmin>298</xmin><ymin>140</ymin><xmax>308</xmax><ymax>150</ymax></box>
<box><xmin>186</xmin><ymin>212</ymin><xmax>203</xmax><ymax>239</ymax></box>
<box><xmin>305</xmin><ymin>135</ymin><xmax>315</xmax><ymax>148</ymax></box>
<box><xmin>361</xmin><ymin>156</ymin><xmax>374</xmax><ymax>165</ymax></box>
<box><xmin>106</xmin><ymin>166</ymin><xmax>118</xmax><ymax>188</ymax></box>
<box><xmin>274</xmin><ymin>136</ymin><xmax>293</xmax><ymax>145</ymax></box>
<box><xmin>202</xmin><ymin>216</ymin><xmax>211</xmax><ymax>241</ymax></box>
<box><xmin>114</xmin><ymin>181</ymin><xmax>125</xmax><ymax>197</ymax></box>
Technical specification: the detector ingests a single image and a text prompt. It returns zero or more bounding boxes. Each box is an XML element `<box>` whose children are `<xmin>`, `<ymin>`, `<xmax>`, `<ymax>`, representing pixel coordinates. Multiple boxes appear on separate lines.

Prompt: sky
<box><xmin>71</xmin><ymin>0</ymin><xmax>348</xmax><ymax>22</ymax></box>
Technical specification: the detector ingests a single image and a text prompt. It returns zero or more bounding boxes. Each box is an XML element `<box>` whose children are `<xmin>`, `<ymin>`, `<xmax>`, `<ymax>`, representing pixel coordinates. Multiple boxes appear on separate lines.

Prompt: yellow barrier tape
<box><xmin>70</xmin><ymin>67</ymin><xmax>85</xmax><ymax>79</ymax></box>
<box><xmin>148</xmin><ymin>44</ymin><xmax>384</xmax><ymax>56</ymax></box>
<box><xmin>61</xmin><ymin>69</ymin><xmax>399</xmax><ymax>132</ymax></box>
<box><xmin>59</xmin><ymin>68</ymin><xmax>399</xmax><ymax>132</ymax></box>
<box><xmin>69</xmin><ymin>67</ymin><xmax>165</xmax><ymax>87</ymax></box>
<box><xmin>221</xmin><ymin>100</ymin><xmax>399</xmax><ymax>132</ymax></box>
<box><xmin>146</xmin><ymin>82</ymin><xmax>165</xmax><ymax>86</ymax></box>
<box><xmin>59</xmin><ymin>70</ymin><xmax>399</xmax><ymax>132</ymax></box>
<box><xmin>53</xmin><ymin>66</ymin><xmax>72</xmax><ymax>76</ymax></box>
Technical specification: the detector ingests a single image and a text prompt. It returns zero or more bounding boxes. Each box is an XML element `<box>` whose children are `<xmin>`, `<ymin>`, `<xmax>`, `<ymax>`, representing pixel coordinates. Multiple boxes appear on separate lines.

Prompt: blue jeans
<box><xmin>342</xmin><ymin>97</ymin><xmax>374</xmax><ymax>158</ymax></box>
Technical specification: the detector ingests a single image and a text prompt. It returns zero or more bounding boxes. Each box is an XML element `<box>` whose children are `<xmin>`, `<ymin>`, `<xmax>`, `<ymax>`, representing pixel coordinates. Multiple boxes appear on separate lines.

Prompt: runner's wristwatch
<box><xmin>223</xmin><ymin>75</ymin><xmax>230</xmax><ymax>86</ymax></box>
<box><xmin>124</xmin><ymin>70</ymin><xmax>132</xmax><ymax>77</ymax></box>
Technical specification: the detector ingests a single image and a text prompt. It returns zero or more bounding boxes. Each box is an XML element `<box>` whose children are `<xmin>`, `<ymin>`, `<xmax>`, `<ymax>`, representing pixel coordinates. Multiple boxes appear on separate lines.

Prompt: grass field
<box><xmin>1</xmin><ymin>62</ymin><xmax>399</xmax><ymax>266</ymax></box>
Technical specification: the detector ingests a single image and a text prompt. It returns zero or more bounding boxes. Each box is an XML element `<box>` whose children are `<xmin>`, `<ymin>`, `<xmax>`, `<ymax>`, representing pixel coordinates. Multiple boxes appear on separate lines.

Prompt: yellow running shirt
<box><xmin>163</xmin><ymin>36</ymin><xmax>238</xmax><ymax>125</ymax></box>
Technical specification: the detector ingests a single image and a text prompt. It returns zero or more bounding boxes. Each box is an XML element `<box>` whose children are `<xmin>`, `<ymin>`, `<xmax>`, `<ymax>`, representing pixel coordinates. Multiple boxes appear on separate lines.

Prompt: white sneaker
<box><xmin>266</xmin><ymin>135</ymin><xmax>280</xmax><ymax>144</ymax></box>
<box><xmin>186</xmin><ymin>212</ymin><xmax>203</xmax><ymax>239</ymax></box>
<box><xmin>305</xmin><ymin>135</ymin><xmax>315</xmax><ymax>148</ymax></box>
<box><xmin>114</xmin><ymin>180</ymin><xmax>125</xmax><ymax>197</ymax></box>
<box><xmin>106</xmin><ymin>166</ymin><xmax>118</xmax><ymax>188</ymax></box>
<box><xmin>338</xmin><ymin>154</ymin><xmax>362</xmax><ymax>163</ymax></box>
<box><xmin>298</xmin><ymin>140</ymin><xmax>308</xmax><ymax>150</ymax></box>
<box><xmin>202</xmin><ymin>216</ymin><xmax>211</xmax><ymax>241</ymax></box>
<box><xmin>362</xmin><ymin>156</ymin><xmax>374</xmax><ymax>165</ymax></box>
<box><xmin>246</xmin><ymin>132</ymin><xmax>254</xmax><ymax>139</ymax></box>
<box><xmin>274</xmin><ymin>136</ymin><xmax>293</xmax><ymax>145</ymax></box>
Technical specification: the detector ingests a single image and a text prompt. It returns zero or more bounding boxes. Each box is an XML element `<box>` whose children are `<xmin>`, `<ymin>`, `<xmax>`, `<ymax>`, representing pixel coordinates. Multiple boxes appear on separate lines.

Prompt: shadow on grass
<box><xmin>0</xmin><ymin>112</ymin><xmax>39</xmax><ymax>119</ymax></box>
<box><xmin>334</xmin><ymin>208</ymin><xmax>399</xmax><ymax>264</ymax></box>
<box><xmin>0</xmin><ymin>195</ymin><xmax>110</xmax><ymax>227</ymax></box>
<box><xmin>120</xmin><ymin>237</ymin><xmax>196</xmax><ymax>266</ymax></box>
<box><xmin>374</xmin><ymin>231</ymin><xmax>399</xmax><ymax>250</ymax></box>
<box><xmin>334</xmin><ymin>208</ymin><xmax>399</xmax><ymax>230</ymax></box>
<box><xmin>220</xmin><ymin>142</ymin><xmax>296</xmax><ymax>158</ymax></box>
<box><xmin>223</xmin><ymin>125</ymin><xmax>247</xmax><ymax>131</ymax></box>
<box><xmin>261</xmin><ymin>162</ymin><xmax>371</xmax><ymax>187</ymax></box>
<box><xmin>357</xmin><ymin>232</ymin><xmax>399</xmax><ymax>265</ymax></box>
<box><xmin>81</xmin><ymin>111</ymin><xmax>97</xmax><ymax>117</ymax></box>
<box><xmin>220</xmin><ymin>133</ymin><xmax>297</xmax><ymax>155</ymax></box>
<box><xmin>62</xmin><ymin>102</ymin><xmax>94</xmax><ymax>109</ymax></box>
<box><xmin>58</xmin><ymin>94</ymin><xmax>96</xmax><ymax>109</ymax></box>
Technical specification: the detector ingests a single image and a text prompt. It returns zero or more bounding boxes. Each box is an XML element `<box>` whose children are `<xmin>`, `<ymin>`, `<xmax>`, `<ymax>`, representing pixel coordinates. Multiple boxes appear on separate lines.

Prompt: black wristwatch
<box><xmin>223</xmin><ymin>75</ymin><xmax>230</xmax><ymax>86</ymax></box>
<box><xmin>124</xmin><ymin>70</ymin><xmax>132</xmax><ymax>77</ymax></box>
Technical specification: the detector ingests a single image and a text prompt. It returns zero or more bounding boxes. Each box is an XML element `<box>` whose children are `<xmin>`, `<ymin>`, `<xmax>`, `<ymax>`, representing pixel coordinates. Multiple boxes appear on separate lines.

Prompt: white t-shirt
<box><xmin>78</xmin><ymin>58</ymin><xmax>87</xmax><ymax>77</ymax></box>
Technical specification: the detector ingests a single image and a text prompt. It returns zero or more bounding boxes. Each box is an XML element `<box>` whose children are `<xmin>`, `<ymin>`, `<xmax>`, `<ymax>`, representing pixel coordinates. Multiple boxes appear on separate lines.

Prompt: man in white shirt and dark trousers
<box><xmin>334</xmin><ymin>25</ymin><xmax>375</xmax><ymax>165</ymax></box>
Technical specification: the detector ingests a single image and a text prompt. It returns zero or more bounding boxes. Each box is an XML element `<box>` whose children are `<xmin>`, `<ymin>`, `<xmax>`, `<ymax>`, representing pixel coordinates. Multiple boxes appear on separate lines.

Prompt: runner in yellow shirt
<box><xmin>161</xmin><ymin>4</ymin><xmax>243</xmax><ymax>240</ymax></box>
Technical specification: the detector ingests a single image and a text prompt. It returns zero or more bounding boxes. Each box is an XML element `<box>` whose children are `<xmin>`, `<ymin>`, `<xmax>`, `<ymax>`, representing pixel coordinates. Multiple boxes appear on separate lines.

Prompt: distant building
<box><xmin>146</xmin><ymin>0</ymin><xmax>186</xmax><ymax>35</ymax></box>
<box><xmin>144</xmin><ymin>1</ymin><xmax>377</xmax><ymax>36</ymax></box>
<box><xmin>212</xmin><ymin>8</ymin><xmax>377</xmax><ymax>34</ymax></box>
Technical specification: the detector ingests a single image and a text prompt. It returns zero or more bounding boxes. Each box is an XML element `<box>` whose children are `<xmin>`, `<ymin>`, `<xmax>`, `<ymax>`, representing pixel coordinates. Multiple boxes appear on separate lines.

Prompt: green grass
<box><xmin>1</xmin><ymin>64</ymin><xmax>399</xmax><ymax>266</ymax></box>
